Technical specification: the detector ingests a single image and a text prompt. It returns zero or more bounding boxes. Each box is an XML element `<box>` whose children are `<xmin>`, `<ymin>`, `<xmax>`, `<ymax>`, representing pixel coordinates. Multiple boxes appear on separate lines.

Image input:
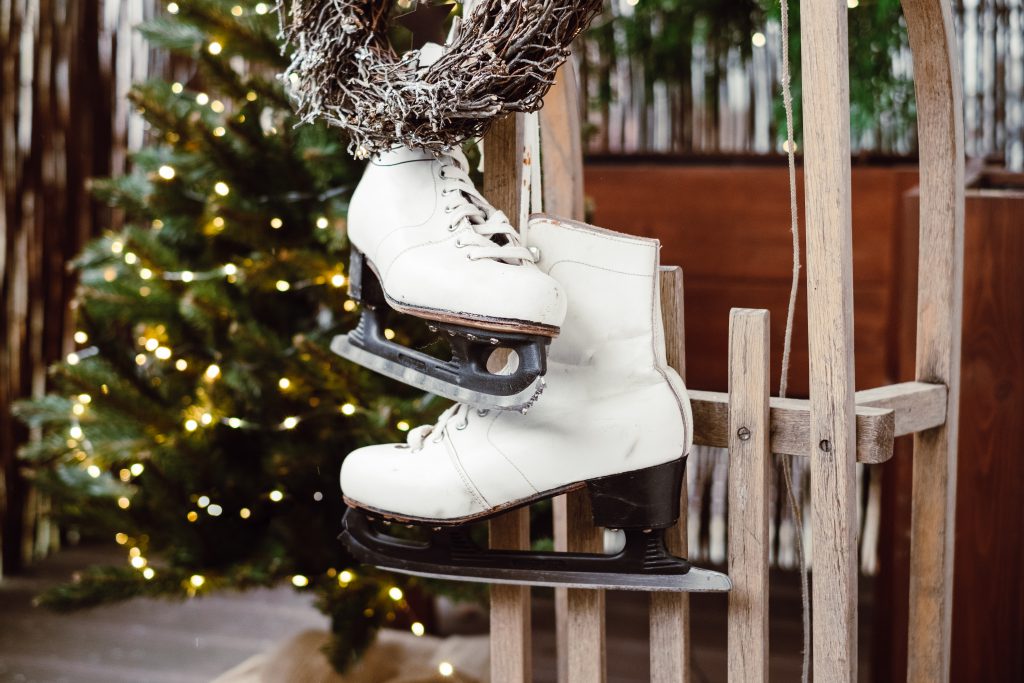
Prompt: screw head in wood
<box><xmin>737</xmin><ymin>426</ymin><xmax>752</xmax><ymax>441</ymax></box>
<box><xmin>819</xmin><ymin>439</ymin><xmax>832</xmax><ymax>453</ymax></box>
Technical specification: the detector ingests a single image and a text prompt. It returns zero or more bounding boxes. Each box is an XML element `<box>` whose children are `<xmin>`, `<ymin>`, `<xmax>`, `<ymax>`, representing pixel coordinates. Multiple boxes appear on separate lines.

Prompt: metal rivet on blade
<box><xmin>490</xmin><ymin>338</ymin><xmax>500</xmax><ymax>345</ymax></box>
<box><xmin>428</xmin><ymin>325</ymin><xmax>438</xmax><ymax>332</ymax></box>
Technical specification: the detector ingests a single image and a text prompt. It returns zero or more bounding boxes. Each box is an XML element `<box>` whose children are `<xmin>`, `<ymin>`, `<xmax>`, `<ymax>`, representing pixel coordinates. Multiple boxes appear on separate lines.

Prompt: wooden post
<box><xmin>485</xmin><ymin>113</ymin><xmax>532</xmax><ymax>683</ymax></box>
<box><xmin>543</xmin><ymin>64</ymin><xmax>606</xmax><ymax>683</ymax></box>
<box><xmin>726</xmin><ymin>309</ymin><xmax>771</xmax><ymax>683</ymax></box>
<box><xmin>798</xmin><ymin>0</ymin><xmax>858</xmax><ymax>680</ymax></box>
<box><xmin>900</xmin><ymin>0</ymin><xmax>965</xmax><ymax>680</ymax></box>
<box><xmin>650</xmin><ymin>267</ymin><xmax>691</xmax><ymax>683</ymax></box>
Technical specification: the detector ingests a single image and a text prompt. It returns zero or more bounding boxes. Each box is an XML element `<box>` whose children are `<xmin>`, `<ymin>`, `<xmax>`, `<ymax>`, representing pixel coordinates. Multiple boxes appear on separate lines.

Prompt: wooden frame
<box><xmin>484</xmin><ymin>0</ymin><xmax>964</xmax><ymax>677</ymax></box>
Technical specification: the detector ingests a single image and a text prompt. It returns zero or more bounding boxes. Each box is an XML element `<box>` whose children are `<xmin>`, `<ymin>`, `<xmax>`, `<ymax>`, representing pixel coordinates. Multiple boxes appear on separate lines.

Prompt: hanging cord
<box><xmin>778</xmin><ymin>0</ymin><xmax>811</xmax><ymax>680</ymax></box>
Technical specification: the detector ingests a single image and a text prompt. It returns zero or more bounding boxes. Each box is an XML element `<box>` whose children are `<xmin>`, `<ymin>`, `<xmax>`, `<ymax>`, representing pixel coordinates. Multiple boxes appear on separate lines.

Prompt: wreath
<box><xmin>279</xmin><ymin>0</ymin><xmax>602</xmax><ymax>157</ymax></box>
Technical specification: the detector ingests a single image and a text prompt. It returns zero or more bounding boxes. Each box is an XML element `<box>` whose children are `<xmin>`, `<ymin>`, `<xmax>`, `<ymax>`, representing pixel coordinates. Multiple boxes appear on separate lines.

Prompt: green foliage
<box><xmin>14</xmin><ymin>0</ymin><xmax>437</xmax><ymax>672</ymax></box>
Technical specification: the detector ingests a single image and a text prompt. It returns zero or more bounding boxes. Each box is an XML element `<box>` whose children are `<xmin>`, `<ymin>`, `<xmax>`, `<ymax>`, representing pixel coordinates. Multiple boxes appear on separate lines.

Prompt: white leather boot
<box><xmin>346</xmin><ymin>146</ymin><xmax>566</xmax><ymax>334</ymax></box>
<box><xmin>340</xmin><ymin>215</ymin><xmax>693</xmax><ymax>525</ymax></box>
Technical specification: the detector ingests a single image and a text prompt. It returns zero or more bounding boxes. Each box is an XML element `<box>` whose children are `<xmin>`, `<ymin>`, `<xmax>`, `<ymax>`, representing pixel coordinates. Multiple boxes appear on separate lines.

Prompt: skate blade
<box><xmin>376</xmin><ymin>563</ymin><xmax>732</xmax><ymax>593</ymax></box>
<box><xmin>332</xmin><ymin>334</ymin><xmax>543</xmax><ymax>411</ymax></box>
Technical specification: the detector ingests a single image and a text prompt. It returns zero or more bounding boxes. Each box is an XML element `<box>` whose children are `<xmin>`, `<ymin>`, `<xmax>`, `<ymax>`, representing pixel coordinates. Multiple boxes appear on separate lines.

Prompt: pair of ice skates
<box><xmin>335</xmin><ymin>147</ymin><xmax>730</xmax><ymax>592</ymax></box>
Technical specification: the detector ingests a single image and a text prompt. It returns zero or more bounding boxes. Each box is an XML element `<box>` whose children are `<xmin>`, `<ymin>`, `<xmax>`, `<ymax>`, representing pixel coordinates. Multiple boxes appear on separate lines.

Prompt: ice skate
<box><xmin>331</xmin><ymin>146</ymin><xmax>567</xmax><ymax>410</ymax></box>
<box><xmin>338</xmin><ymin>216</ymin><xmax>731</xmax><ymax>593</ymax></box>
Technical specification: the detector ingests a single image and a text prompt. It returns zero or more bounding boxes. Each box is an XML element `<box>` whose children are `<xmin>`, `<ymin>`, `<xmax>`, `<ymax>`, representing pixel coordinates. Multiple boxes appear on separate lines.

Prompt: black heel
<box><xmin>587</xmin><ymin>458</ymin><xmax>686</xmax><ymax>529</ymax></box>
<box><xmin>347</xmin><ymin>249</ymin><xmax>382</xmax><ymax>304</ymax></box>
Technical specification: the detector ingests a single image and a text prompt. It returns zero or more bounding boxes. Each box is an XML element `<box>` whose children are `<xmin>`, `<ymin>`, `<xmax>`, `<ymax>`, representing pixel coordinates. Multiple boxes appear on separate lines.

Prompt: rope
<box><xmin>778</xmin><ymin>0</ymin><xmax>811</xmax><ymax>680</ymax></box>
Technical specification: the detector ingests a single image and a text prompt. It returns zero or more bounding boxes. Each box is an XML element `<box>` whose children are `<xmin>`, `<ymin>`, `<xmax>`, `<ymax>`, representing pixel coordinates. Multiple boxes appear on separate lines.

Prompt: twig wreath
<box><xmin>278</xmin><ymin>0</ymin><xmax>603</xmax><ymax>157</ymax></box>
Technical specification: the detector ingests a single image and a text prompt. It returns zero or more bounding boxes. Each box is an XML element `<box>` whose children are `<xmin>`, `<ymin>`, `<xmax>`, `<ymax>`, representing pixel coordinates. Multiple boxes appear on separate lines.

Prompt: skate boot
<box><xmin>331</xmin><ymin>146</ymin><xmax>567</xmax><ymax>410</ymax></box>
<box><xmin>338</xmin><ymin>216</ymin><xmax>730</xmax><ymax>592</ymax></box>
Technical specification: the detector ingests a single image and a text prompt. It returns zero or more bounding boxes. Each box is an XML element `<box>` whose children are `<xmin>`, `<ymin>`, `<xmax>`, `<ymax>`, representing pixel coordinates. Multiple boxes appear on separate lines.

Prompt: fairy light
<box><xmin>166</xmin><ymin>2</ymin><xmax>179</xmax><ymax>13</ymax></box>
<box><xmin>246</xmin><ymin>91</ymin><xmax>258</xmax><ymax>102</ymax></box>
<box><xmin>343</xmin><ymin>300</ymin><xmax>357</xmax><ymax>312</ymax></box>
<box><xmin>208</xmin><ymin>504</ymin><xmax>223</xmax><ymax>516</ymax></box>
<box><xmin>281</xmin><ymin>416</ymin><xmax>299</xmax><ymax>429</ymax></box>
<box><xmin>119</xmin><ymin>468</ymin><xmax>131</xmax><ymax>482</ymax></box>
<box><xmin>205</xmin><ymin>364</ymin><xmax>221</xmax><ymax>380</ymax></box>
<box><xmin>187</xmin><ymin>511</ymin><xmax>199</xmax><ymax>522</ymax></box>
<box><xmin>208</xmin><ymin>41</ymin><xmax>222</xmax><ymax>55</ymax></box>
<box><xmin>135</xmin><ymin>353</ymin><xmax>147</xmax><ymax>366</ymax></box>
<box><xmin>411</xmin><ymin>622</ymin><xmax>425</xmax><ymax>637</ymax></box>
<box><xmin>213</xmin><ymin>126</ymin><xmax>226</xmax><ymax>137</ymax></box>
<box><xmin>190</xmin><ymin>574</ymin><xmax>205</xmax><ymax>588</ymax></box>
<box><xmin>340</xmin><ymin>403</ymin><xmax>356</xmax><ymax>416</ymax></box>
<box><xmin>223</xmin><ymin>264</ymin><xmax>238</xmax><ymax>276</ymax></box>
<box><xmin>72</xmin><ymin>403</ymin><xmax>86</xmax><ymax>416</ymax></box>
<box><xmin>847</xmin><ymin>0</ymin><xmax>859</xmax><ymax>6</ymax></box>
<box><xmin>384</xmin><ymin>328</ymin><xmax>396</xmax><ymax>340</ymax></box>
<box><xmin>330</xmin><ymin>274</ymin><xmax>346</xmax><ymax>288</ymax></box>
<box><xmin>231</xmin><ymin>5</ymin><xmax>244</xmax><ymax>16</ymax></box>
<box><xmin>184</xmin><ymin>419</ymin><xmax>199</xmax><ymax>432</ymax></box>
<box><xmin>438</xmin><ymin>662</ymin><xmax>454</xmax><ymax>677</ymax></box>
<box><xmin>200</xmin><ymin>412</ymin><xmax>213</xmax><ymax>425</ymax></box>
<box><xmin>110</xmin><ymin>240</ymin><xmax>124</xmax><ymax>254</ymax></box>
<box><xmin>210</xmin><ymin>100</ymin><xmax>225</xmax><ymax>113</ymax></box>
<box><xmin>275</xmin><ymin>280</ymin><xmax>291</xmax><ymax>292</ymax></box>
<box><xmin>103</xmin><ymin>268</ymin><xmax>116</xmax><ymax>282</ymax></box>
<box><xmin>278</xmin><ymin>378</ymin><xmax>291</xmax><ymax>390</ymax></box>
<box><xmin>171</xmin><ymin>82</ymin><xmax>183</xmax><ymax>94</ymax></box>
<box><xmin>158</xmin><ymin>165</ymin><xmax>176</xmax><ymax>180</ymax></box>
<box><xmin>388</xmin><ymin>586</ymin><xmax>404</xmax><ymax>601</ymax></box>
<box><xmin>752</xmin><ymin>32</ymin><xmax>767</xmax><ymax>48</ymax></box>
<box><xmin>211</xmin><ymin>217</ymin><xmax>225</xmax><ymax>230</ymax></box>
<box><xmin>144</xmin><ymin>338</ymin><xmax>160</xmax><ymax>352</ymax></box>
<box><xmin>74</xmin><ymin>331</ymin><xmax>89</xmax><ymax>344</ymax></box>
<box><xmin>87</xmin><ymin>465</ymin><xmax>101</xmax><ymax>478</ymax></box>
<box><xmin>239</xmin><ymin>507</ymin><xmax>251</xmax><ymax>519</ymax></box>
<box><xmin>131</xmin><ymin>556</ymin><xmax>147</xmax><ymax>569</ymax></box>
<box><xmin>115</xmin><ymin>532</ymin><xmax>128</xmax><ymax>545</ymax></box>
<box><xmin>291</xmin><ymin>575</ymin><xmax>309</xmax><ymax>588</ymax></box>
<box><xmin>269</xmin><ymin>490</ymin><xmax>284</xmax><ymax>502</ymax></box>
<box><xmin>129</xmin><ymin>547</ymin><xmax>141</xmax><ymax>558</ymax></box>
<box><xmin>155</xmin><ymin>346</ymin><xmax>172</xmax><ymax>360</ymax></box>
<box><xmin>124</xmin><ymin>252</ymin><xmax>138</xmax><ymax>265</ymax></box>
<box><xmin>130</xmin><ymin>463</ymin><xmax>145</xmax><ymax>476</ymax></box>
<box><xmin>143</xmin><ymin>567</ymin><xmax>155</xmax><ymax>580</ymax></box>
<box><xmin>316</xmin><ymin>217</ymin><xmax>329</xmax><ymax>229</ymax></box>
<box><xmin>117</xmin><ymin>497</ymin><xmax>131</xmax><ymax>509</ymax></box>
<box><xmin>197</xmin><ymin>495</ymin><xmax>210</xmax><ymax>508</ymax></box>
<box><xmin>396</xmin><ymin>420</ymin><xmax>411</xmax><ymax>432</ymax></box>
<box><xmin>214</xmin><ymin>181</ymin><xmax>230</xmax><ymax>196</ymax></box>
<box><xmin>67</xmin><ymin>352</ymin><xmax>80</xmax><ymax>365</ymax></box>
<box><xmin>69</xmin><ymin>425</ymin><xmax>83</xmax><ymax>440</ymax></box>
<box><xmin>140</xmin><ymin>268</ymin><xmax>153</xmax><ymax>280</ymax></box>
<box><xmin>78</xmin><ymin>394</ymin><xmax>91</xmax><ymax>404</ymax></box>
<box><xmin>181</xmin><ymin>271</ymin><xmax>195</xmax><ymax>282</ymax></box>
<box><xmin>339</xmin><ymin>570</ymin><xmax>354</xmax><ymax>585</ymax></box>
<box><xmin>227</xmin><ymin>417</ymin><xmax>243</xmax><ymax>428</ymax></box>
<box><xmin>195</xmin><ymin>92</ymin><xmax>209</xmax><ymax>106</ymax></box>
<box><xmin>175</xmin><ymin>359</ymin><xmax>188</xmax><ymax>371</ymax></box>
<box><xmin>255</xmin><ymin>2</ymin><xmax>269</xmax><ymax>14</ymax></box>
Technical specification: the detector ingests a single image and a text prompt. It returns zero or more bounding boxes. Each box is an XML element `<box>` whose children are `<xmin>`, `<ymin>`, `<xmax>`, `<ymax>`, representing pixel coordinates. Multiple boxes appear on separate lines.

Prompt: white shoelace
<box><xmin>439</xmin><ymin>151</ymin><xmax>536</xmax><ymax>264</ymax></box>
<box><xmin>406</xmin><ymin>404</ymin><xmax>490</xmax><ymax>451</ymax></box>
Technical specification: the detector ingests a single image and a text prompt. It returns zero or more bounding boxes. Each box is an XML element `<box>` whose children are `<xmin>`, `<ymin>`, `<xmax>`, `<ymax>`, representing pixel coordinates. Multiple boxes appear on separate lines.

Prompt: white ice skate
<box><xmin>339</xmin><ymin>216</ymin><xmax>731</xmax><ymax>593</ymax></box>
<box><xmin>332</xmin><ymin>146</ymin><xmax>567</xmax><ymax>410</ymax></box>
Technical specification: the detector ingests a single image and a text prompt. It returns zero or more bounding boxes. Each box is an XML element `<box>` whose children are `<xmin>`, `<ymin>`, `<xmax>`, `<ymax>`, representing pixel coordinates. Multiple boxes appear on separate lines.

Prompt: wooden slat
<box><xmin>650</xmin><ymin>267</ymin><xmax>690</xmax><ymax>683</ymax></box>
<box><xmin>854</xmin><ymin>382</ymin><xmax>947</xmax><ymax>436</ymax></box>
<box><xmin>542</xmin><ymin>62</ymin><xmax>605</xmax><ymax>683</ymax></box>
<box><xmin>689</xmin><ymin>391</ymin><xmax>893</xmax><ymax>463</ymax></box>
<box><xmin>726</xmin><ymin>309</ymin><xmax>771</xmax><ymax>683</ymax></box>
<box><xmin>486</xmin><ymin>113</ymin><xmax>532</xmax><ymax>683</ymax></box>
<box><xmin>900</xmin><ymin>0</ymin><xmax>965</xmax><ymax>679</ymax></box>
<box><xmin>799</xmin><ymin>0</ymin><xmax>859</xmax><ymax>679</ymax></box>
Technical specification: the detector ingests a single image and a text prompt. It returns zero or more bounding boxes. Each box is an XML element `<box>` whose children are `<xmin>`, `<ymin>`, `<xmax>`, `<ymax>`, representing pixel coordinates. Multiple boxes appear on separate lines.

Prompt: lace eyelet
<box><xmin>444</xmin><ymin>206</ymin><xmax>454</xmax><ymax>214</ymax></box>
<box><xmin>455</xmin><ymin>420</ymin><xmax>469</xmax><ymax>431</ymax></box>
<box><xmin>476</xmin><ymin>409</ymin><xmax>490</xmax><ymax>417</ymax></box>
<box><xmin>447</xmin><ymin>224</ymin><xmax>458</xmax><ymax>232</ymax></box>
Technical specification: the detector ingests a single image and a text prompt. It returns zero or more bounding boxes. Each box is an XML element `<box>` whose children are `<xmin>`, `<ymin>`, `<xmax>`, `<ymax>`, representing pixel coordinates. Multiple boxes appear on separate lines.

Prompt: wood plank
<box><xmin>541</xmin><ymin>62</ymin><xmax>605</xmax><ymax>683</ymax></box>
<box><xmin>485</xmin><ymin>113</ymin><xmax>532</xmax><ymax>683</ymax></box>
<box><xmin>650</xmin><ymin>266</ymin><xmax>690</xmax><ymax>683</ymax></box>
<box><xmin>799</xmin><ymin>0</ymin><xmax>859</xmax><ymax>679</ymax></box>
<box><xmin>726</xmin><ymin>308</ymin><xmax>771</xmax><ymax>683</ymax></box>
<box><xmin>854</xmin><ymin>381</ymin><xmax>947</xmax><ymax>436</ymax></box>
<box><xmin>900</xmin><ymin>0</ymin><xmax>965</xmax><ymax>679</ymax></box>
<box><xmin>689</xmin><ymin>391</ymin><xmax>893</xmax><ymax>463</ymax></box>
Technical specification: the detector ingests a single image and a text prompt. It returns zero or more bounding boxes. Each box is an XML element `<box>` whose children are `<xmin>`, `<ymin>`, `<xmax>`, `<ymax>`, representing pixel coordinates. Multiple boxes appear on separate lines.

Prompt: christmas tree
<box><xmin>14</xmin><ymin>0</ymin><xmax>441</xmax><ymax>671</ymax></box>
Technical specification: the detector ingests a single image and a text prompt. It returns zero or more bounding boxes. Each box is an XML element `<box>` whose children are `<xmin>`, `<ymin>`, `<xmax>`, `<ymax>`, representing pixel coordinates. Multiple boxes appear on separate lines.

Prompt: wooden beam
<box><xmin>799</xmin><ymin>0</ymin><xmax>859</xmax><ymax>678</ymax></box>
<box><xmin>726</xmin><ymin>309</ymin><xmax>771</xmax><ymax>683</ymax></box>
<box><xmin>900</xmin><ymin>0</ymin><xmax>965</xmax><ymax>678</ymax></box>
<box><xmin>855</xmin><ymin>382</ymin><xmax>947</xmax><ymax>437</ymax></box>
<box><xmin>486</xmin><ymin>113</ymin><xmax>532</xmax><ymax>683</ymax></box>
<box><xmin>650</xmin><ymin>267</ymin><xmax>690</xmax><ymax>683</ymax></box>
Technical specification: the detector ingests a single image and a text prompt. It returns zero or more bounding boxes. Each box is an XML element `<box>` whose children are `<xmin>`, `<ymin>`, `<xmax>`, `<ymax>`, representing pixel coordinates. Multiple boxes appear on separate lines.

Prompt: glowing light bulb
<box><xmin>155</xmin><ymin>346</ymin><xmax>172</xmax><ymax>360</ymax></box>
<box><xmin>388</xmin><ymin>586</ymin><xmax>404</xmax><ymax>601</ymax></box>
<box><xmin>130</xmin><ymin>463</ymin><xmax>145</xmax><ymax>476</ymax></box>
<box><xmin>115</xmin><ymin>532</ymin><xmax>128</xmax><ymax>544</ymax></box>
<box><xmin>197</xmin><ymin>496</ymin><xmax>210</xmax><ymax>508</ymax></box>
<box><xmin>171</xmin><ymin>82</ymin><xmax>184</xmax><ymax>94</ymax></box>
<box><xmin>205</xmin><ymin>364</ymin><xmax>221</xmax><ymax>380</ymax></box>
<box><xmin>339</xmin><ymin>570</ymin><xmax>354</xmax><ymax>585</ymax></box>
<box><xmin>135</xmin><ymin>353</ymin><xmax>147</xmax><ymax>366</ymax></box>
<box><xmin>195</xmin><ymin>92</ymin><xmax>209</xmax><ymax>106</ymax></box>
<box><xmin>222</xmin><ymin>264</ymin><xmax>237</xmax><ymax>276</ymax></box>
<box><xmin>190</xmin><ymin>574</ymin><xmax>205</xmax><ymax>588</ymax></box>
<box><xmin>397</xmin><ymin>420</ymin><xmax>411</xmax><ymax>432</ymax></box>
<box><xmin>214</xmin><ymin>181</ymin><xmax>230</xmax><ymax>196</ymax></box>
<box><xmin>213</xmin><ymin>126</ymin><xmax>226</xmax><ymax>137</ymax></box>
<box><xmin>343</xmin><ymin>300</ymin><xmax>357</xmax><ymax>312</ymax></box>
<box><xmin>278</xmin><ymin>378</ymin><xmax>291</xmax><ymax>390</ymax></box>
<box><xmin>438</xmin><ymin>662</ymin><xmax>454</xmax><ymax>677</ymax></box>
<box><xmin>411</xmin><ymin>622</ymin><xmax>425</xmax><ymax>636</ymax></box>
<box><xmin>752</xmin><ymin>32</ymin><xmax>767</xmax><ymax>48</ymax></box>
<box><xmin>74</xmin><ymin>331</ymin><xmax>89</xmax><ymax>343</ymax></box>
<box><xmin>158</xmin><ymin>165</ymin><xmax>176</xmax><ymax>180</ymax></box>
<box><xmin>270</xmin><ymin>217</ymin><xmax>283</xmax><ymax>229</ymax></box>
<box><xmin>118</xmin><ymin>497</ymin><xmax>131</xmax><ymax>509</ymax></box>
<box><xmin>139</xmin><ymin>268</ymin><xmax>153</xmax><ymax>280</ymax></box>
<box><xmin>291</xmin><ymin>575</ymin><xmax>309</xmax><ymax>587</ymax></box>
<box><xmin>69</xmin><ymin>425</ymin><xmax>83</xmax><ymax>440</ymax></box>
<box><xmin>143</xmin><ymin>567</ymin><xmax>155</xmax><ymax>580</ymax></box>
<box><xmin>200</xmin><ymin>413</ymin><xmax>213</xmax><ymax>425</ymax></box>
<box><xmin>124</xmin><ymin>252</ymin><xmax>138</xmax><ymax>265</ymax></box>
<box><xmin>847</xmin><ymin>0</ymin><xmax>859</xmax><ymax>7</ymax></box>
<box><xmin>175</xmin><ymin>359</ymin><xmax>188</xmax><ymax>371</ymax></box>
<box><xmin>167</xmin><ymin>2</ymin><xmax>179</xmax><ymax>14</ymax></box>
<box><xmin>231</xmin><ymin>5</ymin><xmax>243</xmax><ymax>16</ymax></box>
<box><xmin>330</xmin><ymin>274</ymin><xmax>346</xmax><ymax>288</ymax></box>
<box><xmin>275</xmin><ymin>280</ymin><xmax>291</xmax><ymax>292</ymax></box>
<box><xmin>72</xmin><ymin>403</ymin><xmax>85</xmax><ymax>416</ymax></box>
<box><xmin>384</xmin><ymin>328</ymin><xmax>396</xmax><ymax>340</ymax></box>
<box><xmin>208</xmin><ymin>41</ymin><xmax>222</xmax><ymax>55</ymax></box>
<box><xmin>145</xmin><ymin>338</ymin><xmax>160</xmax><ymax>351</ymax></box>
<box><xmin>246</xmin><ymin>91</ymin><xmax>258</xmax><ymax>102</ymax></box>
<box><xmin>341</xmin><ymin>403</ymin><xmax>356</xmax><ymax>416</ymax></box>
<box><xmin>187</xmin><ymin>511</ymin><xmax>199</xmax><ymax>522</ymax></box>
<box><xmin>87</xmin><ymin>465</ymin><xmax>101</xmax><ymax>478</ymax></box>
<box><xmin>131</xmin><ymin>556</ymin><xmax>147</xmax><ymax>568</ymax></box>
<box><xmin>67</xmin><ymin>352</ymin><xmax>80</xmax><ymax>365</ymax></box>
<box><xmin>181</xmin><ymin>271</ymin><xmax>194</xmax><ymax>282</ymax></box>
<box><xmin>316</xmin><ymin>217</ymin><xmax>329</xmax><ymax>229</ymax></box>
<box><xmin>282</xmin><ymin>416</ymin><xmax>299</xmax><ymax>429</ymax></box>
<box><xmin>210</xmin><ymin>100</ymin><xmax>225</xmax><ymax>113</ymax></box>
<box><xmin>78</xmin><ymin>394</ymin><xmax>92</xmax><ymax>404</ymax></box>
<box><xmin>269</xmin><ymin>490</ymin><xmax>284</xmax><ymax>502</ymax></box>
<box><xmin>184</xmin><ymin>419</ymin><xmax>199</xmax><ymax>432</ymax></box>
<box><xmin>239</xmin><ymin>507</ymin><xmax>251</xmax><ymax>519</ymax></box>
<box><xmin>255</xmin><ymin>3</ymin><xmax>269</xmax><ymax>14</ymax></box>
<box><xmin>228</xmin><ymin>417</ymin><xmax>243</xmax><ymax>428</ymax></box>
<box><xmin>207</xmin><ymin>504</ymin><xmax>223</xmax><ymax>516</ymax></box>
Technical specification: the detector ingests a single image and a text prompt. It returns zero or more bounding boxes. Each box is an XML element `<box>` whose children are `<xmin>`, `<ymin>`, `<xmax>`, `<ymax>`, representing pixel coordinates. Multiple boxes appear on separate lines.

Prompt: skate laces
<box><xmin>439</xmin><ymin>152</ymin><xmax>535</xmax><ymax>264</ymax></box>
<box><xmin>406</xmin><ymin>404</ymin><xmax>490</xmax><ymax>451</ymax></box>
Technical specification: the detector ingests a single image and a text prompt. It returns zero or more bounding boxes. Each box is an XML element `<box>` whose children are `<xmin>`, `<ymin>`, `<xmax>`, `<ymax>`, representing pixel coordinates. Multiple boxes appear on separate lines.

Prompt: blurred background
<box><xmin>1</xmin><ymin>1</ymin><xmax>1021</xmax><ymax>681</ymax></box>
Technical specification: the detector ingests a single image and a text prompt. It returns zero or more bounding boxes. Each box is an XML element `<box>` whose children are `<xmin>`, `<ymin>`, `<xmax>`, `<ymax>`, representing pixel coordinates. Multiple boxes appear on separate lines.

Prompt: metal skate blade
<box><xmin>373</xmin><ymin>563</ymin><xmax>732</xmax><ymax>593</ymax></box>
<box><xmin>331</xmin><ymin>334</ymin><xmax>543</xmax><ymax>410</ymax></box>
